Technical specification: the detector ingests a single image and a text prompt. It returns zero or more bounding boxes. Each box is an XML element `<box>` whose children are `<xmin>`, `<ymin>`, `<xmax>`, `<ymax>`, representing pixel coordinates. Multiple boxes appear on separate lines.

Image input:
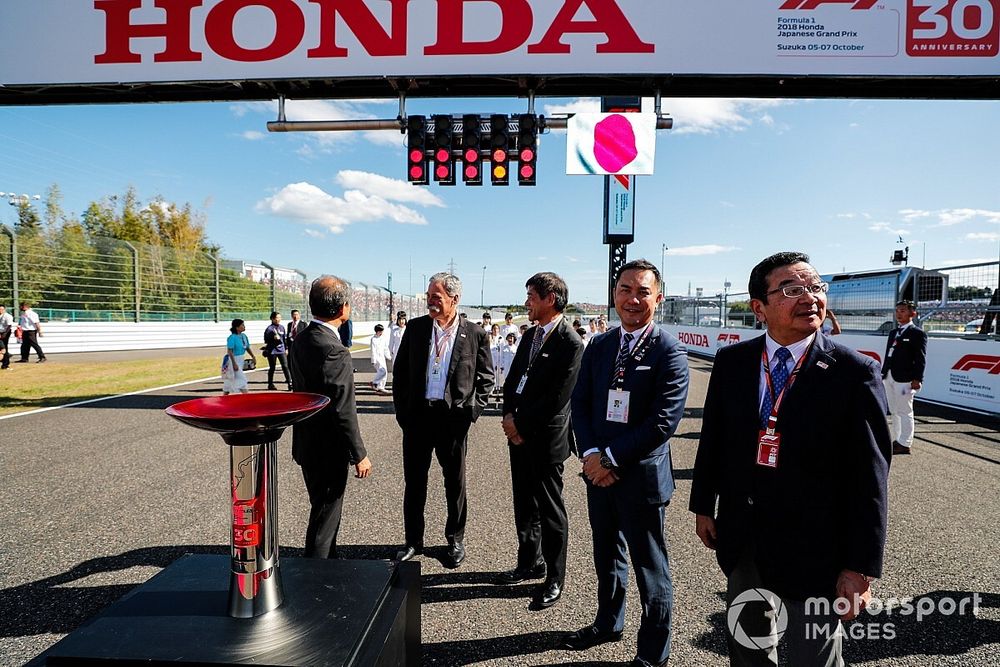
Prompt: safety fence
<box><xmin>658</xmin><ymin>261</ymin><xmax>999</xmax><ymax>339</ymax></box>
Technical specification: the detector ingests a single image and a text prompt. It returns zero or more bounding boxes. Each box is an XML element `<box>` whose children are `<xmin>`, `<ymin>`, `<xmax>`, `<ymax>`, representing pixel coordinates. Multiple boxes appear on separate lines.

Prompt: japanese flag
<box><xmin>566</xmin><ymin>113</ymin><xmax>656</xmax><ymax>175</ymax></box>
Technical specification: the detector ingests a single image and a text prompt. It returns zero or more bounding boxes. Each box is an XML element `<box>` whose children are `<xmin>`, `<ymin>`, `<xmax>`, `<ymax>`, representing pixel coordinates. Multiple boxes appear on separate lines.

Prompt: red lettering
<box><xmin>205</xmin><ymin>0</ymin><xmax>305</xmax><ymax>62</ymax></box>
<box><xmin>779</xmin><ymin>0</ymin><xmax>879</xmax><ymax>9</ymax></box>
<box><xmin>425</xmin><ymin>0</ymin><xmax>533</xmax><ymax>56</ymax></box>
<box><xmin>952</xmin><ymin>354</ymin><xmax>1000</xmax><ymax>374</ymax></box>
<box><xmin>95</xmin><ymin>0</ymin><xmax>202</xmax><ymax>64</ymax></box>
<box><xmin>309</xmin><ymin>0</ymin><xmax>409</xmax><ymax>58</ymax></box>
<box><xmin>528</xmin><ymin>0</ymin><xmax>653</xmax><ymax>54</ymax></box>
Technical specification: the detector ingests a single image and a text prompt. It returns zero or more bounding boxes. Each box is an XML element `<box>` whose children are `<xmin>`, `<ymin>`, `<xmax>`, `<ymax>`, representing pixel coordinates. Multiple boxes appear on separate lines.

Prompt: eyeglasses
<box><xmin>766</xmin><ymin>282</ymin><xmax>829</xmax><ymax>299</ymax></box>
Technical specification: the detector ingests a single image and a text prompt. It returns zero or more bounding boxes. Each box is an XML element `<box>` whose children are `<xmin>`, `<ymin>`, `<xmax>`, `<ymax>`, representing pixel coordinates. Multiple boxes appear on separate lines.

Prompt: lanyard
<box><xmin>525</xmin><ymin>321</ymin><xmax>560</xmax><ymax>373</ymax></box>
<box><xmin>432</xmin><ymin>322</ymin><xmax>456</xmax><ymax>364</ymax></box>
<box><xmin>611</xmin><ymin>323</ymin><xmax>655</xmax><ymax>389</ymax></box>
<box><xmin>760</xmin><ymin>343</ymin><xmax>811</xmax><ymax>434</ymax></box>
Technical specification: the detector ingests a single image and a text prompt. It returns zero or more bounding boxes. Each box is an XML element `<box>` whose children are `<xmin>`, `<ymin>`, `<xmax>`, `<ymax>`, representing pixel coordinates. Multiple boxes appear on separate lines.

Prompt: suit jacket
<box><xmin>882</xmin><ymin>324</ymin><xmax>927</xmax><ymax>383</ymax></box>
<box><xmin>689</xmin><ymin>332</ymin><xmax>892</xmax><ymax>601</ymax></box>
<box><xmin>570</xmin><ymin>324</ymin><xmax>689</xmax><ymax>505</ymax></box>
<box><xmin>285</xmin><ymin>319</ymin><xmax>307</xmax><ymax>347</ymax></box>
<box><xmin>288</xmin><ymin>321</ymin><xmax>366</xmax><ymax>467</ymax></box>
<box><xmin>502</xmin><ymin>317</ymin><xmax>585</xmax><ymax>464</ymax></box>
<box><xmin>392</xmin><ymin>314</ymin><xmax>494</xmax><ymax>427</ymax></box>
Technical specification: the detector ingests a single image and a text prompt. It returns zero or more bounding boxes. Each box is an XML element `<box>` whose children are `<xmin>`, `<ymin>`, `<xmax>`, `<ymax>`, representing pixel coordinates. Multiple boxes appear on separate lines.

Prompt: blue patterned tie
<box><xmin>528</xmin><ymin>325</ymin><xmax>545</xmax><ymax>364</ymax></box>
<box><xmin>614</xmin><ymin>332</ymin><xmax>634</xmax><ymax>376</ymax></box>
<box><xmin>760</xmin><ymin>347</ymin><xmax>791</xmax><ymax>429</ymax></box>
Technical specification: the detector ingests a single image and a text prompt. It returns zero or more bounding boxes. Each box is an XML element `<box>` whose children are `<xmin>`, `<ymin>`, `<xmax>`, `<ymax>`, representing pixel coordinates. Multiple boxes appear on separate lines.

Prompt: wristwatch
<box><xmin>599</xmin><ymin>452</ymin><xmax>616</xmax><ymax>470</ymax></box>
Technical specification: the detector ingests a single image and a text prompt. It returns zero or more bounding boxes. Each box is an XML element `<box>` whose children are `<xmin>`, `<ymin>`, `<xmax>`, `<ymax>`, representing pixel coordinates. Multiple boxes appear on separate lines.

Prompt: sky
<box><xmin>2</xmin><ymin>95</ymin><xmax>999</xmax><ymax>305</ymax></box>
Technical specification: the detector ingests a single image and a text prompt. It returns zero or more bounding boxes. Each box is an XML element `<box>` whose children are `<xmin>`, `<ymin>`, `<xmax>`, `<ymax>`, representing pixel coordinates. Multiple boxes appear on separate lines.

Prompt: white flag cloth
<box><xmin>566</xmin><ymin>112</ymin><xmax>656</xmax><ymax>175</ymax></box>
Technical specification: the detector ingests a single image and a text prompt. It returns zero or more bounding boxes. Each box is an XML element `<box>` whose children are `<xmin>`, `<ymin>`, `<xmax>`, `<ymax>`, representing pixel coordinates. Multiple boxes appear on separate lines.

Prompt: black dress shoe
<box><xmin>530</xmin><ymin>580</ymin><xmax>562</xmax><ymax>610</ymax></box>
<box><xmin>892</xmin><ymin>442</ymin><xmax>911</xmax><ymax>455</ymax></box>
<box><xmin>443</xmin><ymin>542</ymin><xmax>465</xmax><ymax>569</ymax></box>
<box><xmin>562</xmin><ymin>624</ymin><xmax>624</xmax><ymax>651</ymax></box>
<box><xmin>395</xmin><ymin>545</ymin><xmax>422</xmax><ymax>562</ymax></box>
<box><xmin>494</xmin><ymin>563</ymin><xmax>546</xmax><ymax>585</ymax></box>
<box><xmin>629</xmin><ymin>657</ymin><xmax>668</xmax><ymax>667</ymax></box>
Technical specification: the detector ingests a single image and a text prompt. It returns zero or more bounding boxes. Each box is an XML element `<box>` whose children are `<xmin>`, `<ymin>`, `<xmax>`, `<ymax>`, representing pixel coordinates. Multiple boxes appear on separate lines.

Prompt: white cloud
<box><xmin>232</xmin><ymin>99</ymin><xmax>400</xmax><ymax>150</ymax></box>
<box><xmin>303</xmin><ymin>228</ymin><xmax>326</xmax><ymax>239</ymax></box>
<box><xmin>543</xmin><ymin>98</ymin><xmax>601</xmax><ymax>116</ymax></box>
<box><xmin>966</xmin><ymin>232</ymin><xmax>1000</xmax><ymax>242</ymax></box>
<box><xmin>241</xmin><ymin>130</ymin><xmax>266</xmax><ymax>141</ymax></box>
<box><xmin>940</xmin><ymin>257</ymin><xmax>996</xmax><ymax>266</ymax></box>
<box><xmin>899</xmin><ymin>208</ymin><xmax>1000</xmax><ymax>226</ymax></box>
<box><xmin>836</xmin><ymin>213</ymin><xmax>857</xmax><ymax>219</ymax></box>
<box><xmin>567</xmin><ymin>256</ymin><xmax>581</xmax><ymax>263</ymax></box>
<box><xmin>665</xmin><ymin>244</ymin><xmax>739</xmax><ymax>257</ymax></box>
<box><xmin>256</xmin><ymin>171</ymin><xmax>441</xmax><ymax>234</ymax></box>
<box><xmin>869</xmin><ymin>221</ymin><xmax>910</xmax><ymax>236</ymax></box>
<box><xmin>720</xmin><ymin>200</ymin><xmax>736</xmax><ymax>208</ymax></box>
<box><xmin>335</xmin><ymin>170</ymin><xmax>445</xmax><ymax>207</ymax></box>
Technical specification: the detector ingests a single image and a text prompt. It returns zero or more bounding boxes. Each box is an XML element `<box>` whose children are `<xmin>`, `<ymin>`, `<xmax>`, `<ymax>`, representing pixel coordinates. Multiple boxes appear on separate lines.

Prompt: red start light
<box><xmin>410</xmin><ymin>165</ymin><xmax>424</xmax><ymax>179</ymax></box>
<box><xmin>409</xmin><ymin>149</ymin><xmax>423</xmax><ymax>163</ymax></box>
<box><xmin>436</xmin><ymin>164</ymin><xmax>450</xmax><ymax>179</ymax></box>
<box><xmin>465</xmin><ymin>165</ymin><xmax>479</xmax><ymax>179</ymax></box>
<box><xmin>464</xmin><ymin>148</ymin><xmax>479</xmax><ymax>162</ymax></box>
<box><xmin>520</xmin><ymin>165</ymin><xmax>534</xmax><ymax>179</ymax></box>
<box><xmin>435</xmin><ymin>148</ymin><xmax>450</xmax><ymax>162</ymax></box>
<box><xmin>520</xmin><ymin>148</ymin><xmax>535</xmax><ymax>162</ymax></box>
<box><xmin>492</xmin><ymin>148</ymin><xmax>507</xmax><ymax>162</ymax></box>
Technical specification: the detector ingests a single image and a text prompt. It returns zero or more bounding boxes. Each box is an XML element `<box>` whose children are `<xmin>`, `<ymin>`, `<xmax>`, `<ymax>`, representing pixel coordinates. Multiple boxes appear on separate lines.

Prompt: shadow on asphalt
<box><xmin>423</xmin><ymin>630</ymin><xmax>579</xmax><ymax>665</ymax></box>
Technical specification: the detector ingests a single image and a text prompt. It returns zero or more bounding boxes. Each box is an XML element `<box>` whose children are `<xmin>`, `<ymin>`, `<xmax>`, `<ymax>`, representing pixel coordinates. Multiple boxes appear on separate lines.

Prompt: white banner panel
<box><xmin>662</xmin><ymin>325</ymin><xmax>1000</xmax><ymax>415</ymax></box>
<box><xmin>1</xmin><ymin>1</ymin><xmax>998</xmax><ymax>86</ymax></box>
<box><xmin>567</xmin><ymin>113</ymin><xmax>655</xmax><ymax>175</ymax></box>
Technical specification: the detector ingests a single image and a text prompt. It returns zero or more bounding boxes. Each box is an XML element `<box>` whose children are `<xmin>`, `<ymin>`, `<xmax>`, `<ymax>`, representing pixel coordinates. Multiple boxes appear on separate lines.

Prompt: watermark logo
<box><xmin>727</xmin><ymin>588</ymin><xmax>789</xmax><ymax>650</ymax></box>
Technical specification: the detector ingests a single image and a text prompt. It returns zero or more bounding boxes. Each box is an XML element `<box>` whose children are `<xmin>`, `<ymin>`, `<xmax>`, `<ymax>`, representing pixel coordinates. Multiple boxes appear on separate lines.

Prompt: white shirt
<box><xmin>0</xmin><ymin>311</ymin><xmax>12</xmax><ymax>333</ymax></box>
<box><xmin>370</xmin><ymin>333</ymin><xmax>390</xmax><ymax>364</ymax></box>
<box><xmin>500</xmin><ymin>323</ymin><xmax>519</xmax><ymax>341</ymax></box>
<box><xmin>389</xmin><ymin>324</ymin><xmax>405</xmax><ymax>358</ymax></box>
<box><xmin>313</xmin><ymin>319</ymin><xmax>339</xmax><ymax>336</ymax></box>
<box><xmin>18</xmin><ymin>308</ymin><xmax>40</xmax><ymax>331</ymax></box>
<box><xmin>759</xmin><ymin>333</ymin><xmax>815</xmax><ymax>411</ymax></box>
<box><xmin>425</xmin><ymin>316</ymin><xmax>459</xmax><ymax>400</ymax></box>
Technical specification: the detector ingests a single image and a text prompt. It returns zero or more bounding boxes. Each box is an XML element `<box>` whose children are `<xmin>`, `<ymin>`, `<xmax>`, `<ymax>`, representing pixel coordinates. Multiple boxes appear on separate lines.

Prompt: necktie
<box><xmin>529</xmin><ymin>325</ymin><xmax>545</xmax><ymax>364</ymax></box>
<box><xmin>760</xmin><ymin>347</ymin><xmax>791</xmax><ymax>429</ymax></box>
<box><xmin>614</xmin><ymin>332</ymin><xmax>634</xmax><ymax>377</ymax></box>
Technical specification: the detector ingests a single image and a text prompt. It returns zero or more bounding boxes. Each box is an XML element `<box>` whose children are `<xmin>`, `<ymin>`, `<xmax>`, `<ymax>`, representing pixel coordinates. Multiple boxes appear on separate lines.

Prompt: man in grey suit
<box><xmin>392</xmin><ymin>272</ymin><xmax>494</xmax><ymax>569</ymax></box>
<box><xmin>566</xmin><ymin>259</ymin><xmax>689</xmax><ymax>667</ymax></box>
<box><xmin>289</xmin><ymin>276</ymin><xmax>372</xmax><ymax>559</ymax></box>
<box><xmin>497</xmin><ymin>272</ymin><xmax>585</xmax><ymax>610</ymax></box>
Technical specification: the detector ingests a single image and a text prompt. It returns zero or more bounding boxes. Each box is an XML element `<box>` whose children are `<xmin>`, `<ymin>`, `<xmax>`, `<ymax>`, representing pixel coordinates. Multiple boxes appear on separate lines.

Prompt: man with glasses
<box><xmin>690</xmin><ymin>251</ymin><xmax>892</xmax><ymax>666</ymax></box>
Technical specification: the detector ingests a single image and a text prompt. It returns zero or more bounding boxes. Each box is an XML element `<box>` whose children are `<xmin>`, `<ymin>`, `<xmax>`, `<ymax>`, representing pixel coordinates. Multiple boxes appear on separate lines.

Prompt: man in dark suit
<box><xmin>285</xmin><ymin>308</ymin><xmax>308</xmax><ymax>372</ymax></box>
<box><xmin>392</xmin><ymin>272</ymin><xmax>494</xmax><ymax>568</ymax></box>
<box><xmin>496</xmin><ymin>272</ymin><xmax>584</xmax><ymax>610</ymax></box>
<box><xmin>882</xmin><ymin>299</ymin><xmax>927</xmax><ymax>455</ymax></box>
<box><xmin>289</xmin><ymin>276</ymin><xmax>372</xmax><ymax>559</ymax></box>
<box><xmin>690</xmin><ymin>251</ymin><xmax>892</xmax><ymax>666</ymax></box>
<box><xmin>565</xmin><ymin>259</ymin><xmax>689</xmax><ymax>667</ymax></box>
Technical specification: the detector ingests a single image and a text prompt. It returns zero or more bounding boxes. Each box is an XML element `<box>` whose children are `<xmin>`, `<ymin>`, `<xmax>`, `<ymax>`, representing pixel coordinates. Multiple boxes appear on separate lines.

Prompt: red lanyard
<box><xmin>611</xmin><ymin>323</ymin><xmax>655</xmax><ymax>388</ymax></box>
<box><xmin>760</xmin><ymin>344</ymin><xmax>811</xmax><ymax>434</ymax></box>
<box><xmin>433</xmin><ymin>323</ymin><xmax>455</xmax><ymax>363</ymax></box>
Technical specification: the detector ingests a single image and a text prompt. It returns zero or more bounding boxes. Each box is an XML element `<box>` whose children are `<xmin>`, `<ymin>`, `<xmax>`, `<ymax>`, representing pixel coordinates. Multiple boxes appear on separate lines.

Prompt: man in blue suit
<box><xmin>690</xmin><ymin>251</ymin><xmax>892</xmax><ymax>666</ymax></box>
<box><xmin>565</xmin><ymin>259</ymin><xmax>689</xmax><ymax>667</ymax></box>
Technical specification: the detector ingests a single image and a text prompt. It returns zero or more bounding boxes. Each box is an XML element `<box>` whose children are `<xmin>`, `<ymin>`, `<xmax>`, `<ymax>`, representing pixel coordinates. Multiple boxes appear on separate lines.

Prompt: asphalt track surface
<box><xmin>1</xmin><ymin>352</ymin><xmax>998</xmax><ymax>666</ymax></box>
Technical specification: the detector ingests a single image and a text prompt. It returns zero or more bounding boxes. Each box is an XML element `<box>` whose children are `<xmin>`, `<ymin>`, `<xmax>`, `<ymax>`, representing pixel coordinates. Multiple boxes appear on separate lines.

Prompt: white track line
<box><xmin>0</xmin><ymin>348</ymin><xmax>367</xmax><ymax>421</ymax></box>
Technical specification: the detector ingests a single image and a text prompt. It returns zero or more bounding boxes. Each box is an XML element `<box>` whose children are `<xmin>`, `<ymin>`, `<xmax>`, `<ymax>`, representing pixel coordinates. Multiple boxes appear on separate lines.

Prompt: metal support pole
<box><xmin>387</xmin><ymin>273</ymin><xmax>394</xmax><ymax>322</ymax></box>
<box><xmin>0</xmin><ymin>225</ymin><xmax>17</xmax><ymax>308</ymax></box>
<box><xmin>261</xmin><ymin>261</ymin><xmax>277</xmax><ymax>314</ymax></box>
<box><xmin>204</xmin><ymin>252</ymin><xmax>220</xmax><ymax>322</ymax></box>
<box><xmin>123</xmin><ymin>241</ymin><xmax>140</xmax><ymax>322</ymax></box>
<box><xmin>608</xmin><ymin>243</ymin><xmax>627</xmax><ymax>321</ymax></box>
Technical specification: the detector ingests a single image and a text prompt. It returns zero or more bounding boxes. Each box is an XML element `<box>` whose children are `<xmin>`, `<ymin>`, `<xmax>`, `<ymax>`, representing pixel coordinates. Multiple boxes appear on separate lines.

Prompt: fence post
<box><xmin>0</xmin><ymin>225</ymin><xmax>16</xmax><ymax>308</ymax></box>
<box><xmin>122</xmin><ymin>241</ymin><xmax>140</xmax><ymax>323</ymax></box>
<box><xmin>261</xmin><ymin>261</ymin><xmax>277</xmax><ymax>314</ymax></box>
<box><xmin>205</xmin><ymin>252</ymin><xmax>220</xmax><ymax>322</ymax></box>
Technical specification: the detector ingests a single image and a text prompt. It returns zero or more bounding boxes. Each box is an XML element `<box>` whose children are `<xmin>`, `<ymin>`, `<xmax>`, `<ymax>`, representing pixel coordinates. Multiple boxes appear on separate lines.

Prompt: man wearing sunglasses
<box><xmin>690</xmin><ymin>251</ymin><xmax>892</xmax><ymax>666</ymax></box>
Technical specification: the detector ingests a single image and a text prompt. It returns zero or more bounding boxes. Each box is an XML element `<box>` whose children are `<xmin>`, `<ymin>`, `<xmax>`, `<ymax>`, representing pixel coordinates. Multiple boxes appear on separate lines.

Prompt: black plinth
<box><xmin>29</xmin><ymin>555</ymin><xmax>420</xmax><ymax>666</ymax></box>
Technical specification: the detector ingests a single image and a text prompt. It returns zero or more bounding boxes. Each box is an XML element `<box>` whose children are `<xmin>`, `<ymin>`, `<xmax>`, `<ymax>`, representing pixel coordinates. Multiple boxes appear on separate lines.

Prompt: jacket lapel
<box><xmin>447</xmin><ymin>316</ymin><xmax>468</xmax><ymax>378</ymax></box>
<box><xmin>415</xmin><ymin>316</ymin><xmax>432</xmax><ymax>372</ymax></box>
<box><xmin>777</xmin><ymin>332</ymin><xmax>836</xmax><ymax>420</ymax></box>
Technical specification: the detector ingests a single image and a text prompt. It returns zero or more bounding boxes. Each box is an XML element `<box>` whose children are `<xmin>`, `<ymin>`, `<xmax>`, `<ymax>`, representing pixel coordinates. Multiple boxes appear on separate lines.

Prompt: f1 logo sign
<box><xmin>907</xmin><ymin>0</ymin><xmax>1000</xmax><ymax>56</ymax></box>
<box><xmin>716</xmin><ymin>333</ymin><xmax>741</xmax><ymax>347</ymax></box>
<box><xmin>779</xmin><ymin>0</ymin><xmax>879</xmax><ymax>8</ymax></box>
<box><xmin>952</xmin><ymin>354</ymin><xmax>1000</xmax><ymax>374</ymax></box>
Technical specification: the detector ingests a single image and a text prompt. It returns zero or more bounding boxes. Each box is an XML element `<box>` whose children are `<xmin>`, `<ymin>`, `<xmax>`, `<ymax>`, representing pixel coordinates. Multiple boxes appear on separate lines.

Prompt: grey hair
<box><xmin>309</xmin><ymin>274</ymin><xmax>350</xmax><ymax>319</ymax></box>
<box><xmin>429</xmin><ymin>272</ymin><xmax>462</xmax><ymax>298</ymax></box>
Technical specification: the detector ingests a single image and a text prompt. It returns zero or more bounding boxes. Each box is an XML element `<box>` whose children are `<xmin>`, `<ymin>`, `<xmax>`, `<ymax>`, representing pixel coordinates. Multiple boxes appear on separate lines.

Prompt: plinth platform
<box><xmin>28</xmin><ymin>555</ymin><xmax>420</xmax><ymax>666</ymax></box>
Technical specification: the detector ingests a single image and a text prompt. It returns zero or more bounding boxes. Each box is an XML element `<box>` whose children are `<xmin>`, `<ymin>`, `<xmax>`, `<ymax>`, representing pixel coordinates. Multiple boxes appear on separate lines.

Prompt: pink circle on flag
<box><xmin>594</xmin><ymin>115</ymin><xmax>638</xmax><ymax>173</ymax></box>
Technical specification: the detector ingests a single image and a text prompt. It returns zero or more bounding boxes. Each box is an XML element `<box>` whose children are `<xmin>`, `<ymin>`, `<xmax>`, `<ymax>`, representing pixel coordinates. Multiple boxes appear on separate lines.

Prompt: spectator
<box><xmin>389</xmin><ymin>313</ymin><xmax>407</xmax><ymax>370</ymax></box>
<box><xmin>285</xmin><ymin>309</ymin><xmax>307</xmax><ymax>371</ymax></box>
<box><xmin>370</xmin><ymin>323</ymin><xmax>391</xmax><ymax>394</ymax></box>
<box><xmin>0</xmin><ymin>305</ymin><xmax>12</xmax><ymax>369</ymax></box>
<box><xmin>482</xmin><ymin>312</ymin><xmax>492</xmax><ymax>329</ymax></box>
<box><xmin>822</xmin><ymin>309</ymin><xmax>842</xmax><ymax>335</ymax></box>
<box><xmin>500</xmin><ymin>312</ymin><xmax>519</xmax><ymax>341</ymax></box>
